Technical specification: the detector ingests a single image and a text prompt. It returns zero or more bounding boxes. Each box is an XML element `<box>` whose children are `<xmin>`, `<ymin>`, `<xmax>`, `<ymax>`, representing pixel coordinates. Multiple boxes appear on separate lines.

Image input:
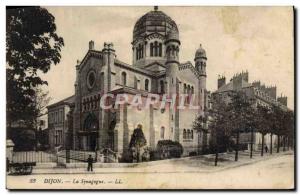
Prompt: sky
<box><xmin>42</xmin><ymin>6</ymin><xmax>294</xmax><ymax>109</ymax></box>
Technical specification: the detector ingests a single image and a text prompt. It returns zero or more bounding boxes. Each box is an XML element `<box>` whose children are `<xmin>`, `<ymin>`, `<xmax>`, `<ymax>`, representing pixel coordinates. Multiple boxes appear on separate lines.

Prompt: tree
<box><xmin>129</xmin><ymin>125</ymin><xmax>147</xmax><ymax>162</ymax></box>
<box><xmin>271</xmin><ymin>106</ymin><xmax>289</xmax><ymax>153</ymax></box>
<box><xmin>246</xmin><ymin>102</ymin><xmax>258</xmax><ymax>159</ymax></box>
<box><xmin>269</xmin><ymin>105</ymin><xmax>282</xmax><ymax>154</ymax></box>
<box><xmin>281</xmin><ymin>110</ymin><xmax>294</xmax><ymax>151</ymax></box>
<box><xmin>285</xmin><ymin>110</ymin><xmax>295</xmax><ymax>150</ymax></box>
<box><xmin>193</xmin><ymin>115</ymin><xmax>208</xmax><ymax>154</ymax></box>
<box><xmin>227</xmin><ymin>91</ymin><xmax>254</xmax><ymax>161</ymax></box>
<box><xmin>256</xmin><ymin>105</ymin><xmax>272</xmax><ymax>156</ymax></box>
<box><xmin>6</xmin><ymin>7</ymin><xmax>64</xmax><ymax>130</ymax></box>
<box><xmin>208</xmin><ymin>94</ymin><xmax>231</xmax><ymax>166</ymax></box>
<box><xmin>32</xmin><ymin>88</ymin><xmax>51</xmax><ymax>128</ymax></box>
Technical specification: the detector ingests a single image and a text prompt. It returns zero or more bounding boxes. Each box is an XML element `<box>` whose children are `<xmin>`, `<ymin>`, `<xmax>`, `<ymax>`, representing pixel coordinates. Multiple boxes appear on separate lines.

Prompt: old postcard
<box><xmin>6</xmin><ymin>6</ymin><xmax>294</xmax><ymax>190</ymax></box>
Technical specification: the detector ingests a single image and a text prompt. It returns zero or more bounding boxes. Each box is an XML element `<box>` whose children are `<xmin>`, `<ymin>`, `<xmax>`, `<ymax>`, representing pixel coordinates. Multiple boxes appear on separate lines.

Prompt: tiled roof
<box><xmin>115</xmin><ymin>58</ymin><xmax>166</xmax><ymax>77</ymax></box>
<box><xmin>47</xmin><ymin>95</ymin><xmax>75</xmax><ymax>109</ymax></box>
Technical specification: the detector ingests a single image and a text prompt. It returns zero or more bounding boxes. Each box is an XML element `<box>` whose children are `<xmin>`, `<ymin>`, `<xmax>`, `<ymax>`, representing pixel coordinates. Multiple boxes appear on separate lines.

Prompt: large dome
<box><xmin>133</xmin><ymin>7</ymin><xmax>179</xmax><ymax>42</ymax></box>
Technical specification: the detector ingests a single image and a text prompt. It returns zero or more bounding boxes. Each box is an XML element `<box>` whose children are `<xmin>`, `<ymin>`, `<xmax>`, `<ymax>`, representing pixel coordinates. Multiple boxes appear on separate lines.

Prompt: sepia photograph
<box><xmin>5</xmin><ymin>5</ymin><xmax>295</xmax><ymax>190</ymax></box>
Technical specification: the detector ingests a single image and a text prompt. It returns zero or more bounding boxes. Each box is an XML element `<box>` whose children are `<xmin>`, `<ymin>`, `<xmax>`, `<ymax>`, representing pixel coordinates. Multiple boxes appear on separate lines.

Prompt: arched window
<box><xmin>150</xmin><ymin>43</ymin><xmax>154</xmax><ymax>57</ymax></box>
<box><xmin>160</xmin><ymin>80</ymin><xmax>164</xmax><ymax>94</ymax></box>
<box><xmin>154</xmin><ymin>41</ymin><xmax>158</xmax><ymax>56</ymax></box>
<box><xmin>187</xmin><ymin>85</ymin><xmax>191</xmax><ymax>103</ymax></box>
<box><xmin>191</xmin><ymin>130</ymin><xmax>194</xmax><ymax>139</ymax></box>
<box><xmin>136</xmin><ymin>44</ymin><xmax>143</xmax><ymax>60</ymax></box>
<box><xmin>145</xmin><ymin>79</ymin><xmax>149</xmax><ymax>91</ymax></box>
<box><xmin>150</xmin><ymin>41</ymin><xmax>162</xmax><ymax>57</ymax></box>
<box><xmin>121</xmin><ymin>72</ymin><xmax>127</xmax><ymax>86</ymax></box>
<box><xmin>184</xmin><ymin>83</ymin><xmax>187</xmax><ymax>94</ymax></box>
<box><xmin>84</xmin><ymin>113</ymin><xmax>99</xmax><ymax>131</ymax></box>
<box><xmin>159</xmin><ymin>43</ymin><xmax>162</xmax><ymax>57</ymax></box>
<box><xmin>183</xmin><ymin>129</ymin><xmax>186</xmax><ymax>139</ymax></box>
<box><xmin>160</xmin><ymin>126</ymin><xmax>165</xmax><ymax>139</ymax></box>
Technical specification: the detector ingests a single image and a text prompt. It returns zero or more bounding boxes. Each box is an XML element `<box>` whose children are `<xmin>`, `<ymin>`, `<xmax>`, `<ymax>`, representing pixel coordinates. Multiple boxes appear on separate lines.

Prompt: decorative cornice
<box><xmin>178</xmin><ymin>61</ymin><xmax>206</xmax><ymax>79</ymax></box>
<box><xmin>79</xmin><ymin>50</ymin><xmax>103</xmax><ymax>72</ymax></box>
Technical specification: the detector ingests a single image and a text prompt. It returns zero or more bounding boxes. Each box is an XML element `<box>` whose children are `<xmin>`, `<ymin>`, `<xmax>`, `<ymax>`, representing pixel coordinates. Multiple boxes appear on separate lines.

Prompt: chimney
<box><xmin>266</xmin><ymin>86</ymin><xmax>277</xmax><ymax>99</ymax></box>
<box><xmin>89</xmin><ymin>40</ymin><xmax>95</xmax><ymax>50</ymax></box>
<box><xmin>277</xmin><ymin>96</ymin><xmax>288</xmax><ymax>106</ymax></box>
<box><xmin>218</xmin><ymin>75</ymin><xmax>226</xmax><ymax>89</ymax></box>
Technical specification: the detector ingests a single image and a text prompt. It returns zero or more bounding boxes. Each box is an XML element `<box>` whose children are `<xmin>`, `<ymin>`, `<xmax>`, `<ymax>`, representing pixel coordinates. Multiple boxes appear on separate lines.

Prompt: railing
<box><xmin>11</xmin><ymin>149</ymin><xmax>119</xmax><ymax>164</ymax></box>
<box><xmin>101</xmin><ymin>148</ymin><xmax>119</xmax><ymax>163</ymax></box>
<box><xmin>11</xmin><ymin>151</ymin><xmax>57</xmax><ymax>163</ymax></box>
<box><xmin>57</xmin><ymin>150</ymin><xmax>96</xmax><ymax>163</ymax></box>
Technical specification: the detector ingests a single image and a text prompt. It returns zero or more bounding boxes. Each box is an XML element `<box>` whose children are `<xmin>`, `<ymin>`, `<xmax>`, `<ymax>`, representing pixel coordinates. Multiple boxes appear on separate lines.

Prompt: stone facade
<box><xmin>47</xmin><ymin>96</ymin><xmax>74</xmax><ymax>150</ymax></box>
<box><xmin>67</xmin><ymin>7</ymin><xmax>209</xmax><ymax>158</ymax></box>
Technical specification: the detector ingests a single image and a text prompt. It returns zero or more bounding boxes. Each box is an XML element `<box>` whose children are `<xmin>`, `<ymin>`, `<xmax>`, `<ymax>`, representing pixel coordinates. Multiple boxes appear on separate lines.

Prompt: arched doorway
<box><xmin>83</xmin><ymin>113</ymin><xmax>99</xmax><ymax>151</ymax></box>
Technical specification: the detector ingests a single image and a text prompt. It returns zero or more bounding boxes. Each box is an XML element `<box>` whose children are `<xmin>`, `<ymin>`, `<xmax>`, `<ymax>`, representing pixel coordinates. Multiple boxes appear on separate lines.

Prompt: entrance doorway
<box><xmin>83</xmin><ymin>113</ymin><xmax>99</xmax><ymax>151</ymax></box>
<box><xmin>87</xmin><ymin>134</ymin><xmax>97</xmax><ymax>151</ymax></box>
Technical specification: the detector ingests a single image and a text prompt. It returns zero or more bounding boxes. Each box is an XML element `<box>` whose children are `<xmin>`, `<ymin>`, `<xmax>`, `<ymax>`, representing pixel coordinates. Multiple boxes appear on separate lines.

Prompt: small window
<box><xmin>160</xmin><ymin>126</ymin><xmax>165</xmax><ymax>139</ymax></box>
<box><xmin>160</xmin><ymin>80</ymin><xmax>164</xmax><ymax>94</ymax></box>
<box><xmin>145</xmin><ymin>79</ymin><xmax>149</xmax><ymax>91</ymax></box>
<box><xmin>121</xmin><ymin>72</ymin><xmax>127</xmax><ymax>86</ymax></box>
<box><xmin>183</xmin><ymin>129</ymin><xmax>186</xmax><ymax>139</ymax></box>
<box><xmin>187</xmin><ymin>129</ymin><xmax>191</xmax><ymax>139</ymax></box>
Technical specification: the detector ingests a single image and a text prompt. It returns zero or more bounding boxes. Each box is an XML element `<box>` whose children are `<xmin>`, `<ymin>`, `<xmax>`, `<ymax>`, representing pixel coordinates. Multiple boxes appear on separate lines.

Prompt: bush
<box><xmin>156</xmin><ymin>140</ymin><xmax>183</xmax><ymax>160</ymax></box>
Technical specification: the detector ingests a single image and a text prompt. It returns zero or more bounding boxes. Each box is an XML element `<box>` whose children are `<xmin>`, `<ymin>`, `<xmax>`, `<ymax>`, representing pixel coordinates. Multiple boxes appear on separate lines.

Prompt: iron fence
<box><xmin>12</xmin><ymin>151</ymin><xmax>57</xmax><ymax>163</ymax></box>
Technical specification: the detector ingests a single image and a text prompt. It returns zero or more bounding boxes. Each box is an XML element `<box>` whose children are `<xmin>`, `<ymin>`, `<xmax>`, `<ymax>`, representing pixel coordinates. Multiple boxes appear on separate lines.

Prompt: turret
<box><xmin>194</xmin><ymin>44</ymin><xmax>207</xmax><ymax>76</ymax></box>
<box><xmin>74</xmin><ymin>60</ymin><xmax>81</xmax><ymax>112</ymax></box>
<box><xmin>74</xmin><ymin>60</ymin><xmax>81</xmax><ymax>88</ymax></box>
<box><xmin>165</xmin><ymin>30</ymin><xmax>180</xmax><ymax>95</ymax></box>
<box><xmin>195</xmin><ymin>44</ymin><xmax>207</xmax><ymax>116</ymax></box>
<box><xmin>164</xmin><ymin>30</ymin><xmax>180</xmax><ymax>142</ymax></box>
<box><xmin>100</xmin><ymin>42</ymin><xmax>117</xmax><ymax>150</ymax></box>
<box><xmin>102</xmin><ymin>42</ymin><xmax>116</xmax><ymax>92</ymax></box>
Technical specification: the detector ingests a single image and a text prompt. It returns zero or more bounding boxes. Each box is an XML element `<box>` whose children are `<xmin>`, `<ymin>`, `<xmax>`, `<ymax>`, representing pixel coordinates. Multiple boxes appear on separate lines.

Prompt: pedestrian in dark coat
<box><xmin>265</xmin><ymin>145</ymin><xmax>269</xmax><ymax>153</ymax></box>
<box><xmin>87</xmin><ymin>155</ymin><xmax>94</xmax><ymax>171</ymax></box>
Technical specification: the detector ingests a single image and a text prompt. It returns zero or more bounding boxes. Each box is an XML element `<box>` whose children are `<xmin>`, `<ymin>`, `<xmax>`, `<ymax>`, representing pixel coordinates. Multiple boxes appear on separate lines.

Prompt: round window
<box><xmin>87</xmin><ymin>70</ymin><xmax>96</xmax><ymax>89</ymax></box>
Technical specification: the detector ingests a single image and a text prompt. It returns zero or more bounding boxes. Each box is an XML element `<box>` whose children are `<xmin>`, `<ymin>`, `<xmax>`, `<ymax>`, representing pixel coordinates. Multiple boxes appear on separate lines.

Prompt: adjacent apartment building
<box><xmin>213</xmin><ymin>71</ymin><xmax>289</xmax><ymax>150</ymax></box>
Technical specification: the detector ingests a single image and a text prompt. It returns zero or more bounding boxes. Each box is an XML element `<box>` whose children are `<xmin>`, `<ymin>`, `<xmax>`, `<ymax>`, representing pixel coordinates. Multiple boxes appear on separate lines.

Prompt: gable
<box><xmin>144</xmin><ymin>62</ymin><xmax>166</xmax><ymax>72</ymax></box>
<box><xmin>79</xmin><ymin>50</ymin><xmax>103</xmax><ymax>72</ymax></box>
<box><xmin>178</xmin><ymin>61</ymin><xmax>202</xmax><ymax>80</ymax></box>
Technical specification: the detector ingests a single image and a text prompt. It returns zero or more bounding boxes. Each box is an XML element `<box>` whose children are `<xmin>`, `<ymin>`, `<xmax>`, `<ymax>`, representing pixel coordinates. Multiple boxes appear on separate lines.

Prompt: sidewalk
<box><xmin>26</xmin><ymin>150</ymin><xmax>294</xmax><ymax>175</ymax></box>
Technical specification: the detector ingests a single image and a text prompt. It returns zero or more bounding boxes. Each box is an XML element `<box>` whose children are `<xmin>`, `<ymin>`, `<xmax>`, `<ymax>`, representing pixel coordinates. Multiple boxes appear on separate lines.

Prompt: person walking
<box><xmin>265</xmin><ymin>145</ymin><xmax>269</xmax><ymax>153</ymax></box>
<box><xmin>87</xmin><ymin>154</ymin><xmax>94</xmax><ymax>172</ymax></box>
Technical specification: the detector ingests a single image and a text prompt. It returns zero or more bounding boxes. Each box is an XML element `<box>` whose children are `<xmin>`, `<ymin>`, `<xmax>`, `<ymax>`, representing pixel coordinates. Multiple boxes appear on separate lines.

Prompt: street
<box><xmin>7</xmin><ymin>152</ymin><xmax>294</xmax><ymax>189</ymax></box>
